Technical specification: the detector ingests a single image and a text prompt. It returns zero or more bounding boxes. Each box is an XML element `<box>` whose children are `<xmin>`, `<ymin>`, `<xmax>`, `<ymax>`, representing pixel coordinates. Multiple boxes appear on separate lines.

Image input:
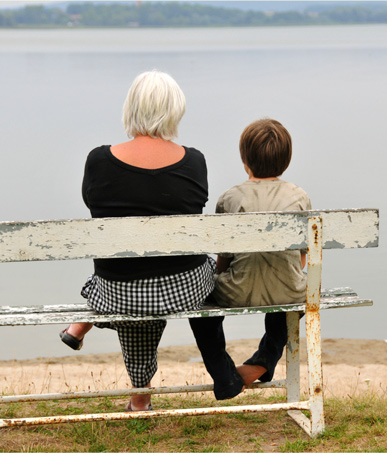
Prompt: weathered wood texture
<box><xmin>0</xmin><ymin>209</ymin><xmax>379</xmax><ymax>263</ymax></box>
<box><xmin>0</xmin><ymin>289</ymin><xmax>372</xmax><ymax>326</ymax></box>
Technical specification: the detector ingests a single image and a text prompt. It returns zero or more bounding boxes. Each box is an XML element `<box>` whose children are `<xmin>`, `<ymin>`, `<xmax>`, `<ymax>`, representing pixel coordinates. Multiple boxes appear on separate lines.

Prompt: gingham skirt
<box><xmin>81</xmin><ymin>257</ymin><xmax>216</xmax><ymax>387</ymax></box>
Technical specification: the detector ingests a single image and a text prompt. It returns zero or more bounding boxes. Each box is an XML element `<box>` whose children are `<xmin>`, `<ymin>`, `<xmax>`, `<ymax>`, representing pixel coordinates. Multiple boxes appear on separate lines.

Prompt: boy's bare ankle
<box><xmin>237</xmin><ymin>364</ymin><xmax>267</xmax><ymax>386</ymax></box>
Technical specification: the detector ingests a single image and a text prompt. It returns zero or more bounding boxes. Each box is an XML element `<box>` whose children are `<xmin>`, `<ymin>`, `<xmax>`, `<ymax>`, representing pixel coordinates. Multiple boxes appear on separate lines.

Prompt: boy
<box><xmin>213</xmin><ymin>118</ymin><xmax>311</xmax><ymax>385</ymax></box>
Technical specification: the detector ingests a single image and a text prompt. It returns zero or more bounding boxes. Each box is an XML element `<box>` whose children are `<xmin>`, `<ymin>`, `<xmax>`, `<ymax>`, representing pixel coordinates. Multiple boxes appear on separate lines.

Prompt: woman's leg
<box><xmin>116</xmin><ymin>320</ymin><xmax>166</xmax><ymax>410</ymax></box>
<box><xmin>189</xmin><ymin>316</ymin><xmax>244</xmax><ymax>400</ymax></box>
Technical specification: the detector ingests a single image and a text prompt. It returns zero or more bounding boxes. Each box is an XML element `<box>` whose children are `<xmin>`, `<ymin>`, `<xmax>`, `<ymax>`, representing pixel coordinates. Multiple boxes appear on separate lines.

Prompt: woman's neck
<box><xmin>110</xmin><ymin>136</ymin><xmax>185</xmax><ymax>169</ymax></box>
<box><xmin>132</xmin><ymin>135</ymin><xmax>168</xmax><ymax>146</ymax></box>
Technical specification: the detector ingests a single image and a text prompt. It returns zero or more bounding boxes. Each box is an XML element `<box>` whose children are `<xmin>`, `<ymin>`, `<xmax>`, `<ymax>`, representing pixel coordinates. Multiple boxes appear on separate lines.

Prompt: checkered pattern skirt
<box><xmin>81</xmin><ymin>257</ymin><xmax>216</xmax><ymax>387</ymax></box>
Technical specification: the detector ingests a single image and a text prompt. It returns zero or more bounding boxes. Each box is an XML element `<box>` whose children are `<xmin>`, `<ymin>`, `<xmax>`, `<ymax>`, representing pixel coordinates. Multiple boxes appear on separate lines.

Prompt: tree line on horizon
<box><xmin>1</xmin><ymin>2</ymin><xmax>387</xmax><ymax>28</ymax></box>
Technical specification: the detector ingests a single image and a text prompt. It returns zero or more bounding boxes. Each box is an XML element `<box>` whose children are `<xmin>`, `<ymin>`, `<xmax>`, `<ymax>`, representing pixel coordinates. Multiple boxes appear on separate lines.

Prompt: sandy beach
<box><xmin>1</xmin><ymin>338</ymin><xmax>387</xmax><ymax>398</ymax></box>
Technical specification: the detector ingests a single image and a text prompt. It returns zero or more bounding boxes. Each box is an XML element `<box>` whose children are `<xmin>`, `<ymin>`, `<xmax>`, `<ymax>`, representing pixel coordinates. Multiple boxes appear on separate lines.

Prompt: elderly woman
<box><xmin>60</xmin><ymin>71</ymin><xmax>244</xmax><ymax>411</ymax></box>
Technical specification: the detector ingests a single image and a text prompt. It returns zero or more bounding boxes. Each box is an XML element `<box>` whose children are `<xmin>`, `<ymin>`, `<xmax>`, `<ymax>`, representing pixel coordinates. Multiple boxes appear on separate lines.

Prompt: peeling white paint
<box><xmin>0</xmin><ymin>294</ymin><xmax>373</xmax><ymax>326</ymax></box>
<box><xmin>0</xmin><ymin>209</ymin><xmax>379</xmax><ymax>263</ymax></box>
<box><xmin>0</xmin><ymin>401</ymin><xmax>310</xmax><ymax>428</ymax></box>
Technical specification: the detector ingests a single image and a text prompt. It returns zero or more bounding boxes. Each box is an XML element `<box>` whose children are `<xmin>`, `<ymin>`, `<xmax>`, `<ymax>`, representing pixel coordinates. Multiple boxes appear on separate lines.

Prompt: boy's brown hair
<box><xmin>239</xmin><ymin>118</ymin><xmax>292</xmax><ymax>178</ymax></box>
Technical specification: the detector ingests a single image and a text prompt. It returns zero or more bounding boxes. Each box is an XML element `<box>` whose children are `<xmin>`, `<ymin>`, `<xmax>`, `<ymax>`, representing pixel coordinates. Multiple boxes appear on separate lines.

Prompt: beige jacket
<box><xmin>213</xmin><ymin>179</ymin><xmax>311</xmax><ymax>307</ymax></box>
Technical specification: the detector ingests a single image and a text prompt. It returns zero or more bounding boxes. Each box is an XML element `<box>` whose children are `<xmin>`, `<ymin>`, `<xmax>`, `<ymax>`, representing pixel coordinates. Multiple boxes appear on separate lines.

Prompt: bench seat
<box><xmin>0</xmin><ymin>287</ymin><xmax>372</xmax><ymax>326</ymax></box>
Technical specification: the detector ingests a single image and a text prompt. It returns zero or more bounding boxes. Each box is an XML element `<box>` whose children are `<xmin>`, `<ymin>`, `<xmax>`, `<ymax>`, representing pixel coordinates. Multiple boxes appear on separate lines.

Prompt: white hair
<box><xmin>122</xmin><ymin>70</ymin><xmax>186</xmax><ymax>141</ymax></box>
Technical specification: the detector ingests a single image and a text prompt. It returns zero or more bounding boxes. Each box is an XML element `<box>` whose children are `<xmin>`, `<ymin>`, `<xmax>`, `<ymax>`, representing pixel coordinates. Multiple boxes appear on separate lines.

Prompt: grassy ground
<box><xmin>1</xmin><ymin>390</ymin><xmax>386</xmax><ymax>452</ymax></box>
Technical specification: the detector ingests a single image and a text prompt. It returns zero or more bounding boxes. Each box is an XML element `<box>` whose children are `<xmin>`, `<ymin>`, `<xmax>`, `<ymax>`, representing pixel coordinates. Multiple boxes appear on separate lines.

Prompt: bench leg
<box><xmin>286</xmin><ymin>311</ymin><xmax>300</xmax><ymax>403</ymax></box>
<box><xmin>305</xmin><ymin>217</ymin><xmax>325</xmax><ymax>437</ymax></box>
<box><xmin>286</xmin><ymin>311</ymin><xmax>313</xmax><ymax>434</ymax></box>
<box><xmin>305</xmin><ymin>307</ymin><xmax>324</xmax><ymax>437</ymax></box>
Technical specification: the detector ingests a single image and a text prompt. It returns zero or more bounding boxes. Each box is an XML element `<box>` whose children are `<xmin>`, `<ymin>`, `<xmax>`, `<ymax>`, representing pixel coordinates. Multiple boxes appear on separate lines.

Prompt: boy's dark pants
<box><xmin>189</xmin><ymin>312</ymin><xmax>288</xmax><ymax>397</ymax></box>
<box><xmin>189</xmin><ymin>316</ymin><xmax>244</xmax><ymax>400</ymax></box>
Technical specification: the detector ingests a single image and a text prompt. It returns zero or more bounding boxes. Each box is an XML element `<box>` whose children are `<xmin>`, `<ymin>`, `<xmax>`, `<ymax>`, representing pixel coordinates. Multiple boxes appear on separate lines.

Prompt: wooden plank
<box><xmin>0</xmin><ymin>209</ymin><xmax>378</xmax><ymax>263</ymax></box>
<box><xmin>0</xmin><ymin>297</ymin><xmax>373</xmax><ymax>326</ymax></box>
<box><xmin>0</xmin><ymin>287</ymin><xmax>360</xmax><ymax>315</ymax></box>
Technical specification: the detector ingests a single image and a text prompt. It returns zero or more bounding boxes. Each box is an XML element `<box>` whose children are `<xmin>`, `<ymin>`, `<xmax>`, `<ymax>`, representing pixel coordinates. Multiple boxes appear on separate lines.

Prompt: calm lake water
<box><xmin>0</xmin><ymin>25</ymin><xmax>386</xmax><ymax>360</ymax></box>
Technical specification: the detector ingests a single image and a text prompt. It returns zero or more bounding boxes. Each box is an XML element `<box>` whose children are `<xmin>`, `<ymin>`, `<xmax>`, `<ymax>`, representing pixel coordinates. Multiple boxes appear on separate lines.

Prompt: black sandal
<box><xmin>59</xmin><ymin>328</ymin><xmax>83</xmax><ymax>350</ymax></box>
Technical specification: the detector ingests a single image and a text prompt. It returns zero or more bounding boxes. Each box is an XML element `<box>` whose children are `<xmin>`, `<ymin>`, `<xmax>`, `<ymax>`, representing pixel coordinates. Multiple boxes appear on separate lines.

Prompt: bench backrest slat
<box><xmin>0</xmin><ymin>209</ymin><xmax>378</xmax><ymax>263</ymax></box>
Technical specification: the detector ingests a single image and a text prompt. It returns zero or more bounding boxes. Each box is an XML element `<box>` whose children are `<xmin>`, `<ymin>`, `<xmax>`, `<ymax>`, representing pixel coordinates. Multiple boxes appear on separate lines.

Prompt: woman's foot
<box><xmin>59</xmin><ymin>323</ymin><xmax>92</xmax><ymax>350</ymax></box>
<box><xmin>59</xmin><ymin>328</ymin><xmax>83</xmax><ymax>350</ymax></box>
<box><xmin>126</xmin><ymin>400</ymin><xmax>153</xmax><ymax>412</ymax></box>
<box><xmin>126</xmin><ymin>384</ymin><xmax>152</xmax><ymax>411</ymax></box>
<box><xmin>236</xmin><ymin>364</ymin><xmax>267</xmax><ymax>386</ymax></box>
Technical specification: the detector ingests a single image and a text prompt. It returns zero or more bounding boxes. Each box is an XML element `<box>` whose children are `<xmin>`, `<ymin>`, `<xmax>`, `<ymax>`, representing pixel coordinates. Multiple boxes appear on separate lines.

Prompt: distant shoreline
<box><xmin>1</xmin><ymin>2</ymin><xmax>387</xmax><ymax>29</ymax></box>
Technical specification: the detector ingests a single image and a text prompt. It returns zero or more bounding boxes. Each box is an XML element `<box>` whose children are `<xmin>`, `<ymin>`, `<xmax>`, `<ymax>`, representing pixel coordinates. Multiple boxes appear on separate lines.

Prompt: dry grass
<box><xmin>1</xmin><ymin>389</ymin><xmax>386</xmax><ymax>452</ymax></box>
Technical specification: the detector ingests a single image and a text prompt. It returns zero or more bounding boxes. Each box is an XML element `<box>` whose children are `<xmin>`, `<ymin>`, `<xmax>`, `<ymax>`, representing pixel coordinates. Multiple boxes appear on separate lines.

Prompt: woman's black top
<box><xmin>82</xmin><ymin>145</ymin><xmax>209</xmax><ymax>281</ymax></box>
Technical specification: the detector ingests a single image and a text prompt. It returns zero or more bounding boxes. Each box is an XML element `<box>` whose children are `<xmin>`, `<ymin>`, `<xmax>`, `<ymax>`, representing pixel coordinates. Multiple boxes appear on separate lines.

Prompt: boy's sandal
<box><xmin>126</xmin><ymin>401</ymin><xmax>153</xmax><ymax>412</ymax></box>
<box><xmin>59</xmin><ymin>328</ymin><xmax>83</xmax><ymax>351</ymax></box>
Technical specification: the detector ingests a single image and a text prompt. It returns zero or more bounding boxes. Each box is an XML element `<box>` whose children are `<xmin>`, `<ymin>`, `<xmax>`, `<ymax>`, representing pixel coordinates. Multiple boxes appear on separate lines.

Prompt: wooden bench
<box><xmin>0</xmin><ymin>208</ymin><xmax>379</xmax><ymax>437</ymax></box>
